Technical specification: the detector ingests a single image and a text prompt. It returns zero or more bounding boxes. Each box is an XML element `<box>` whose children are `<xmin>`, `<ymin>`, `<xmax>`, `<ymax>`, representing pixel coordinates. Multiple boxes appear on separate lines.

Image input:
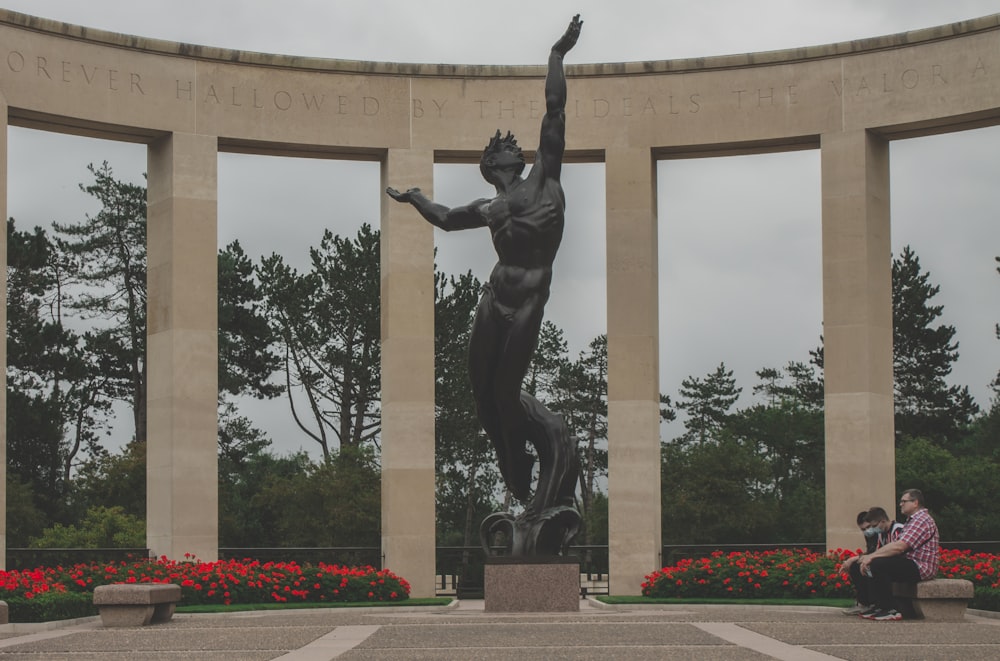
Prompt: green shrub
<box><xmin>6</xmin><ymin>591</ymin><xmax>97</xmax><ymax>623</ymax></box>
<box><xmin>971</xmin><ymin>586</ymin><xmax>1000</xmax><ymax>612</ymax></box>
<box><xmin>28</xmin><ymin>506</ymin><xmax>145</xmax><ymax>548</ymax></box>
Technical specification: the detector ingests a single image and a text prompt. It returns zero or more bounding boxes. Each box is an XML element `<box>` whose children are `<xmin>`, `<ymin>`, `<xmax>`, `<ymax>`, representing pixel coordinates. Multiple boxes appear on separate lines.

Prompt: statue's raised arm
<box><xmin>538</xmin><ymin>15</ymin><xmax>583</xmax><ymax>181</ymax></box>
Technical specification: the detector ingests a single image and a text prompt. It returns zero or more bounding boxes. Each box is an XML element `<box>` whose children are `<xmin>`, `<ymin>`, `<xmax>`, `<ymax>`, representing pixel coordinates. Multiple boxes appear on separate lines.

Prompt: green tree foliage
<box><xmin>257</xmin><ymin>224</ymin><xmax>380</xmax><ymax>460</ymax></box>
<box><xmin>676</xmin><ymin>362</ymin><xmax>742</xmax><ymax>445</ymax></box>
<box><xmin>6</xmin><ymin>478</ymin><xmax>49</xmax><ymax>547</ymax></box>
<box><xmin>28</xmin><ymin>506</ymin><xmax>145</xmax><ymax>548</ymax></box>
<box><xmin>73</xmin><ymin>441</ymin><xmax>146</xmax><ymax>519</ymax></box>
<box><xmin>218</xmin><ymin>447</ymin><xmax>310</xmax><ymax>548</ymax></box>
<box><xmin>661</xmin><ymin>428</ymin><xmax>776</xmax><ymax>544</ymax></box>
<box><xmin>6</xmin><ymin>218</ymin><xmax>120</xmax><ymax>525</ymax></box>
<box><xmin>249</xmin><ymin>446</ymin><xmax>381</xmax><ymax>548</ymax></box>
<box><xmin>564</xmin><ymin>335</ymin><xmax>609</xmax><ymax>539</ymax></box>
<box><xmin>892</xmin><ymin>245</ymin><xmax>979</xmax><ymax>445</ymax></box>
<box><xmin>662</xmin><ymin>361</ymin><xmax>825</xmax><ymax>545</ymax></box>
<box><xmin>218</xmin><ymin>240</ymin><xmax>282</xmax><ymax>400</ymax></box>
<box><xmin>53</xmin><ymin>162</ymin><xmax>148</xmax><ymax>444</ymax></box>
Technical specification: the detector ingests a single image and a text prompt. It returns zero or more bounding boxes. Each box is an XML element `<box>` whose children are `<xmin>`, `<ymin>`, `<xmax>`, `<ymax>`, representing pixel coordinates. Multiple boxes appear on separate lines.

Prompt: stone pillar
<box><xmin>146</xmin><ymin>133</ymin><xmax>219</xmax><ymax>562</ymax></box>
<box><xmin>0</xmin><ymin>96</ymin><xmax>7</xmax><ymax>569</ymax></box>
<box><xmin>605</xmin><ymin>148</ymin><xmax>662</xmax><ymax>594</ymax></box>
<box><xmin>380</xmin><ymin>149</ymin><xmax>436</xmax><ymax>597</ymax></box>
<box><xmin>820</xmin><ymin>129</ymin><xmax>895</xmax><ymax>552</ymax></box>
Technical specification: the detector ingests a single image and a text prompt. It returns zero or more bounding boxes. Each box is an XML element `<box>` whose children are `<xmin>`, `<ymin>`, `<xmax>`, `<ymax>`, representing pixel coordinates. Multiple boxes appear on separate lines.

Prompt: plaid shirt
<box><xmin>898</xmin><ymin>508</ymin><xmax>940</xmax><ymax>580</ymax></box>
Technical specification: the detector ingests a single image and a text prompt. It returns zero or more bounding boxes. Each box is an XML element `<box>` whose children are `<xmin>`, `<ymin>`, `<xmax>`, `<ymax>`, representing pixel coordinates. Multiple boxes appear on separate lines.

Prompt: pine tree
<box><xmin>892</xmin><ymin>245</ymin><xmax>978</xmax><ymax>444</ymax></box>
<box><xmin>52</xmin><ymin>162</ymin><xmax>148</xmax><ymax>444</ymax></box>
<box><xmin>257</xmin><ymin>224</ymin><xmax>381</xmax><ymax>460</ymax></box>
<box><xmin>675</xmin><ymin>362</ymin><xmax>742</xmax><ymax>445</ymax></box>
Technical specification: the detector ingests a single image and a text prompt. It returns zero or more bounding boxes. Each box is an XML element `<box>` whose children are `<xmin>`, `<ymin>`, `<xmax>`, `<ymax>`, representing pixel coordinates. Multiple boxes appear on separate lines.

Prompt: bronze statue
<box><xmin>387</xmin><ymin>15</ymin><xmax>583</xmax><ymax>556</ymax></box>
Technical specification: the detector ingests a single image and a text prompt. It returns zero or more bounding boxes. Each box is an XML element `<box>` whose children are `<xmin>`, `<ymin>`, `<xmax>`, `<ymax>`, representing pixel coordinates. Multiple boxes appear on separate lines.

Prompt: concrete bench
<box><xmin>892</xmin><ymin>578</ymin><xmax>974</xmax><ymax>621</ymax></box>
<box><xmin>93</xmin><ymin>583</ymin><xmax>181</xmax><ymax>627</ymax></box>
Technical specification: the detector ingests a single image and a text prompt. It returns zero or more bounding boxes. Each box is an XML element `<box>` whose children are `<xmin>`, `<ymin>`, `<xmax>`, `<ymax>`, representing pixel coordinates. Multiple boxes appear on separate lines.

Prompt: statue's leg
<box><xmin>469</xmin><ymin>293</ymin><xmax>532</xmax><ymax>501</ymax></box>
<box><xmin>491</xmin><ymin>295</ymin><xmax>547</xmax><ymax>501</ymax></box>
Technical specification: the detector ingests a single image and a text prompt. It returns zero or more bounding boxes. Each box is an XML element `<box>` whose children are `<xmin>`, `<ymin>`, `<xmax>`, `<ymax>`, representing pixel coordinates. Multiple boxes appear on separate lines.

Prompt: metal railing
<box><xmin>219</xmin><ymin>547</ymin><xmax>381</xmax><ymax>567</ymax></box>
<box><xmin>6</xmin><ymin>548</ymin><xmax>151</xmax><ymax>569</ymax></box>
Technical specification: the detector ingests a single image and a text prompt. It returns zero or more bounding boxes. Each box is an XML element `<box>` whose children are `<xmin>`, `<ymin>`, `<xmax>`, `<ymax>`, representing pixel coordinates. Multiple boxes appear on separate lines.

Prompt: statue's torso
<box><xmin>485</xmin><ymin>177</ymin><xmax>564</xmax><ymax>309</ymax></box>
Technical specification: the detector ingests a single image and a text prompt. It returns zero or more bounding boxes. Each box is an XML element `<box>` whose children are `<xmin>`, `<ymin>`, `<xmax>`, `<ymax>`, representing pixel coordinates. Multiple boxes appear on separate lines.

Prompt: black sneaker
<box><xmin>872</xmin><ymin>609</ymin><xmax>902</xmax><ymax>621</ymax></box>
<box><xmin>858</xmin><ymin>606</ymin><xmax>880</xmax><ymax>619</ymax></box>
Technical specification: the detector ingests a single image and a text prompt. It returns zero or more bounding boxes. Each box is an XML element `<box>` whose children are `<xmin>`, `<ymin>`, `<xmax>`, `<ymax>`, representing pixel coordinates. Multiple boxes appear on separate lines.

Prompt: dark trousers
<box><xmin>868</xmin><ymin>556</ymin><xmax>921</xmax><ymax>610</ymax></box>
<box><xmin>847</xmin><ymin>562</ymin><xmax>873</xmax><ymax>605</ymax></box>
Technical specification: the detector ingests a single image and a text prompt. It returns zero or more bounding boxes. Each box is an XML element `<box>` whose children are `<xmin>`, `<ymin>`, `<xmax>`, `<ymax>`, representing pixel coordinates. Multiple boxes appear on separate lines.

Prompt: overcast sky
<box><xmin>4</xmin><ymin>1</ymin><xmax>1000</xmax><ymax>457</ymax></box>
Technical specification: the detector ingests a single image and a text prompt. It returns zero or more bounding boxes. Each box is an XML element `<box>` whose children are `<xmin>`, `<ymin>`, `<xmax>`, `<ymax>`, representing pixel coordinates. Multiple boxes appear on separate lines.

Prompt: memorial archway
<box><xmin>2</xmin><ymin>10</ymin><xmax>999</xmax><ymax>596</ymax></box>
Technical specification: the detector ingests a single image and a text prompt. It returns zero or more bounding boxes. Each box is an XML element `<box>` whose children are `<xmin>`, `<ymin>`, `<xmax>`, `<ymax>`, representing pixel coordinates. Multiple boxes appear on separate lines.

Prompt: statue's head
<box><xmin>480</xmin><ymin>130</ymin><xmax>525</xmax><ymax>182</ymax></box>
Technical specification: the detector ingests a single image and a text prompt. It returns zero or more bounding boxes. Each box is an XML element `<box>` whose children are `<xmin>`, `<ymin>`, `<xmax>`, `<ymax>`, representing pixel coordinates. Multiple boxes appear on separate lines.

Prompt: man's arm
<box><xmin>386</xmin><ymin>187</ymin><xmax>488</xmax><ymax>231</ymax></box>
<box><xmin>537</xmin><ymin>15</ymin><xmax>582</xmax><ymax>179</ymax></box>
<box><xmin>858</xmin><ymin>539</ymin><xmax>909</xmax><ymax>571</ymax></box>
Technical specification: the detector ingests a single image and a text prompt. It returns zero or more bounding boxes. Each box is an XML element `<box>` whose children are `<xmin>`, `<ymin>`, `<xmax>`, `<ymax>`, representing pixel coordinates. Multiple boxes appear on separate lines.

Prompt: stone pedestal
<box><xmin>484</xmin><ymin>558</ymin><xmax>580</xmax><ymax>612</ymax></box>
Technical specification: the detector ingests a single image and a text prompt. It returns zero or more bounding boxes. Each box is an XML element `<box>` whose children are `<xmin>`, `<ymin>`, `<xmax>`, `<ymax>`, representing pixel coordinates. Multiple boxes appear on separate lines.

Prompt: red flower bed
<box><xmin>642</xmin><ymin>547</ymin><xmax>1000</xmax><ymax>609</ymax></box>
<box><xmin>0</xmin><ymin>555</ymin><xmax>410</xmax><ymax>606</ymax></box>
<box><xmin>643</xmin><ymin>548</ymin><xmax>850</xmax><ymax>599</ymax></box>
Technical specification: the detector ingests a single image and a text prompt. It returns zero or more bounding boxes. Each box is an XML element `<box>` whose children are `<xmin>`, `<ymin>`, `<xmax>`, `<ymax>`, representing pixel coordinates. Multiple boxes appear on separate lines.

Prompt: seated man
<box><xmin>857</xmin><ymin>489</ymin><xmax>941</xmax><ymax>621</ymax></box>
<box><xmin>842</xmin><ymin>507</ymin><xmax>905</xmax><ymax>614</ymax></box>
<box><xmin>866</xmin><ymin>506</ymin><xmax>906</xmax><ymax>547</ymax></box>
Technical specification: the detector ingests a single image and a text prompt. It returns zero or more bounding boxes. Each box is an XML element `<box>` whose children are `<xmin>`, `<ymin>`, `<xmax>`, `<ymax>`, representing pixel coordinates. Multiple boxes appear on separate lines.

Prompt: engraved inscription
<box><xmin>829</xmin><ymin>61</ymin><xmax>983</xmax><ymax>97</ymax></box>
<box><xmin>2</xmin><ymin>44</ymin><xmax>996</xmax><ymax>126</ymax></box>
<box><xmin>8</xmin><ymin>53</ymin><xmax>147</xmax><ymax>94</ymax></box>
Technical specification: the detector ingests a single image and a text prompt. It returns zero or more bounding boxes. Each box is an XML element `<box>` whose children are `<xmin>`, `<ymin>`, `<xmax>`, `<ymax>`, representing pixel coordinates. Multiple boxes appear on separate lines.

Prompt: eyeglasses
<box><xmin>899</xmin><ymin>499</ymin><xmax>915</xmax><ymax>505</ymax></box>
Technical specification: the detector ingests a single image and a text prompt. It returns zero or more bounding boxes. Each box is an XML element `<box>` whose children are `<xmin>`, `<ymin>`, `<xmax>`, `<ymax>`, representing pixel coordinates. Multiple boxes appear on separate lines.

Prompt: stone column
<box><xmin>0</xmin><ymin>96</ymin><xmax>7</xmax><ymax>569</ymax></box>
<box><xmin>820</xmin><ymin>129</ymin><xmax>895</xmax><ymax>552</ymax></box>
<box><xmin>605</xmin><ymin>148</ymin><xmax>662</xmax><ymax>594</ymax></box>
<box><xmin>380</xmin><ymin>149</ymin><xmax>436</xmax><ymax>597</ymax></box>
<box><xmin>146</xmin><ymin>133</ymin><xmax>219</xmax><ymax>562</ymax></box>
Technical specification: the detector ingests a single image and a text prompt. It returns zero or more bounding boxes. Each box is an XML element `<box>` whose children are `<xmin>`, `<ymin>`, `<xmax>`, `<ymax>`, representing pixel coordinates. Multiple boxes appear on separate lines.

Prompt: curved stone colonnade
<box><xmin>1</xmin><ymin>10</ymin><xmax>998</xmax><ymax>596</ymax></box>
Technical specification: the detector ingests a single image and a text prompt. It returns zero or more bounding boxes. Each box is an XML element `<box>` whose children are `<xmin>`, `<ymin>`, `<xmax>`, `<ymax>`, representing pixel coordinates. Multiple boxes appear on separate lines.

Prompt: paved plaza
<box><xmin>0</xmin><ymin>600</ymin><xmax>997</xmax><ymax>660</ymax></box>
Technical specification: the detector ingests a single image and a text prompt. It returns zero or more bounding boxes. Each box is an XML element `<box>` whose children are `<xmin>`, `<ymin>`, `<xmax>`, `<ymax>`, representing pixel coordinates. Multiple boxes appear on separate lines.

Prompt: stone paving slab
<box><xmin>338</xmin><ymin>645</ymin><xmax>771</xmax><ymax>661</ymax></box>
<box><xmin>741</xmin><ymin>620</ymin><xmax>1000</xmax><ymax>645</ymax></box>
<box><xmin>354</xmin><ymin>621</ymin><xmax>726</xmax><ymax>648</ymax></box>
<box><xmin>0</xmin><ymin>652</ymin><xmax>277</xmax><ymax>661</ymax></box>
<box><xmin>0</xmin><ymin>602</ymin><xmax>995</xmax><ymax>660</ymax></box>
<box><xmin>0</xmin><ymin>625</ymin><xmax>332</xmax><ymax>653</ymax></box>
<box><xmin>811</xmin><ymin>644</ymin><xmax>1000</xmax><ymax>661</ymax></box>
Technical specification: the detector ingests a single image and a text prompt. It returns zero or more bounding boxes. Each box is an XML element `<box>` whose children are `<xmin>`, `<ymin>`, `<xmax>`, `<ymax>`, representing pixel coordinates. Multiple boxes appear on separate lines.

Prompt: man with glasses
<box><xmin>857</xmin><ymin>489</ymin><xmax>940</xmax><ymax>621</ymax></box>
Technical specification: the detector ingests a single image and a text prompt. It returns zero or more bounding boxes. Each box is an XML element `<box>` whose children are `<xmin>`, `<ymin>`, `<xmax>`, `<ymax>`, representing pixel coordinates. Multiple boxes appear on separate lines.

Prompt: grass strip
<box><xmin>596</xmin><ymin>596</ymin><xmax>853</xmax><ymax>608</ymax></box>
<box><xmin>176</xmin><ymin>597</ymin><xmax>452</xmax><ymax>613</ymax></box>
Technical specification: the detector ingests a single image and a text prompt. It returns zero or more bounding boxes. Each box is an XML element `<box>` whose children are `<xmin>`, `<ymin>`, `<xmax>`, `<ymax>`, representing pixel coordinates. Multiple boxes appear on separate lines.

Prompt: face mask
<box><xmin>863</xmin><ymin>527</ymin><xmax>879</xmax><ymax>538</ymax></box>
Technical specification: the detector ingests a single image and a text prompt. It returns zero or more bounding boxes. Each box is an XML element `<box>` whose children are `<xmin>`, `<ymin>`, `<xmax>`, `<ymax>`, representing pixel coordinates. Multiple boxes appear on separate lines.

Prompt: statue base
<box><xmin>483</xmin><ymin>557</ymin><xmax>580</xmax><ymax>612</ymax></box>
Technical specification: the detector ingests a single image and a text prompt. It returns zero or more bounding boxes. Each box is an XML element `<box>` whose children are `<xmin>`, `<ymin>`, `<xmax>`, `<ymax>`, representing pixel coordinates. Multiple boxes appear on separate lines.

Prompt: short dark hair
<box><xmin>480</xmin><ymin>129</ymin><xmax>525</xmax><ymax>179</ymax></box>
<box><xmin>902</xmin><ymin>488</ymin><xmax>925</xmax><ymax>507</ymax></box>
<box><xmin>856</xmin><ymin>511</ymin><xmax>869</xmax><ymax>526</ymax></box>
<box><xmin>865</xmin><ymin>507</ymin><xmax>889</xmax><ymax>524</ymax></box>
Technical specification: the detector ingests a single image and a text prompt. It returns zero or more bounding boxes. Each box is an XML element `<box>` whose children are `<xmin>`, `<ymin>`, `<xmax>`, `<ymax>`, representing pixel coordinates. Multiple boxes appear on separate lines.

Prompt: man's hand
<box><xmin>842</xmin><ymin>555</ymin><xmax>859</xmax><ymax>570</ymax></box>
<box><xmin>553</xmin><ymin>15</ymin><xmax>582</xmax><ymax>56</ymax></box>
<box><xmin>386</xmin><ymin>186</ymin><xmax>420</xmax><ymax>203</ymax></box>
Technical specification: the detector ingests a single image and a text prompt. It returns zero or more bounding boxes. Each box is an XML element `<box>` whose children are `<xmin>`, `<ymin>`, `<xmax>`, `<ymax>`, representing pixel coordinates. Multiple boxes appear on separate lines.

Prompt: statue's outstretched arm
<box><xmin>538</xmin><ymin>15</ymin><xmax>582</xmax><ymax>178</ymax></box>
<box><xmin>386</xmin><ymin>187</ymin><xmax>488</xmax><ymax>231</ymax></box>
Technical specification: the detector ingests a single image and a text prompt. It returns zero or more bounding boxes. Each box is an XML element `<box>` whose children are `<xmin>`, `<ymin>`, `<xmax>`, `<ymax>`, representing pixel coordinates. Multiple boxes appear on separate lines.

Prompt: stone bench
<box><xmin>93</xmin><ymin>583</ymin><xmax>181</xmax><ymax>627</ymax></box>
<box><xmin>892</xmin><ymin>578</ymin><xmax>974</xmax><ymax>621</ymax></box>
